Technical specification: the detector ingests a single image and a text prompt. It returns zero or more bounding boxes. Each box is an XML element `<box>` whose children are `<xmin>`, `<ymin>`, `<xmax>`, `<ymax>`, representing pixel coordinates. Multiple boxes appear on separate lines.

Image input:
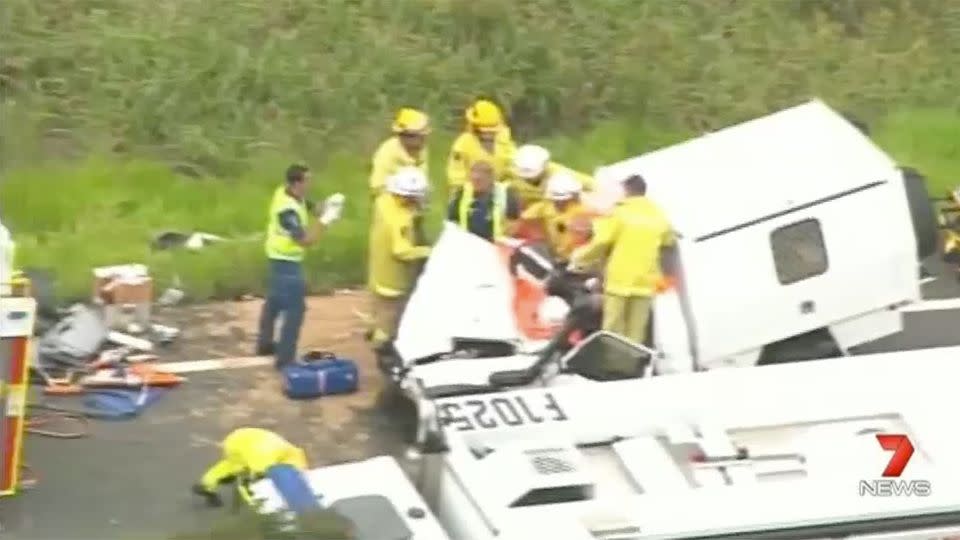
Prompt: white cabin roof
<box><xmin>593</xmin><ymin>99</ymin><xmax>900</xmax><ymax>239</ymax></box>
<box><xmin>430</xmin><ymin>347</ymin><xmax>960</xmax><ymax>538</ymax></box>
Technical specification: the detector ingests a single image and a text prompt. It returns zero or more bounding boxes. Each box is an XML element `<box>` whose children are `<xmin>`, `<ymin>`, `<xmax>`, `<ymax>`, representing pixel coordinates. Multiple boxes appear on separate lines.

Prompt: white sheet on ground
<box><xmin>394</xmin><ymin>222</ymin><xmax>521</xmax><ymax>364</ymax></box>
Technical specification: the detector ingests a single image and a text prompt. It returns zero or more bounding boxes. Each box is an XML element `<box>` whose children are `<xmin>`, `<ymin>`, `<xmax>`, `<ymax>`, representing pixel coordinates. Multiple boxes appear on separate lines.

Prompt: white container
<box><xmin>0</xmin><ymin>219</ymin><xmax>15</xmax><ymax>296</ymax></box>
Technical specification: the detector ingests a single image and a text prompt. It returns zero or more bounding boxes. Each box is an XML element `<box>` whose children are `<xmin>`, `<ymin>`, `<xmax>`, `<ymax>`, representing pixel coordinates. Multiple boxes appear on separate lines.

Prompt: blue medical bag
<box><xmin>282</xmin><ymin>351</ymin><xmax>359</xmax><ymax>399</ymax></box>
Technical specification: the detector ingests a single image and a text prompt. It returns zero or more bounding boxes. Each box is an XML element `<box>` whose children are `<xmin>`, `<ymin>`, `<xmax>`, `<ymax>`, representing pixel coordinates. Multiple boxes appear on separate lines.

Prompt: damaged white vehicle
<box><xmin>378</xmin><ymin>99</ymin><xmax>940</xmax><ymax>443</ymax></box>
<box><xmin>251</xmin><ymin>346</ymin><xmax>960</xmax><ymax>539</ymax></box>
<box><xmin>415</xmin><ymin>346</ymin><xmax>960</xmax><ymax>539</ymax></box>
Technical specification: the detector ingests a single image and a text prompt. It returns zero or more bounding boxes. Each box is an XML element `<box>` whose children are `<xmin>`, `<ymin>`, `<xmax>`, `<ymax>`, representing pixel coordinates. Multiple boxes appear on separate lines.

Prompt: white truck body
<box><xmin>591</xmin><ymin>99</ymin><xmax>921</xmax><ymax>371</ymax></box>
<box><xmin>386</xmin><ymin>99</ymin><xmax>933</xmax><ymax>445</ymax></box>
<box><xmin>416</xmin><ymin>347</ymin><xmax>960</xmax><ymax>539</ymax></box>
<box><xmin>247</xmin><ymin>455</ymin><xmax>450</xmax><ymax>539</ymax></box>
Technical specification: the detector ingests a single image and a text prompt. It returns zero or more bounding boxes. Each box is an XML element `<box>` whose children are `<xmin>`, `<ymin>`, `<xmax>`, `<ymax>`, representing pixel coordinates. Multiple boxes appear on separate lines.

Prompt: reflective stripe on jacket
<box><xmin>510</xmin><ymin>161</ymin><xmax>596</xmax><ymax>210</ymax></box>
<box><xmin>265</xmin><ymin>187</ymin><xmax>308</xmax><ymax>261</ymax></box>
<box><xmin>458</xmin><ymin>182</ymin><xmax>508</xmax><ymax>240</ymax></box>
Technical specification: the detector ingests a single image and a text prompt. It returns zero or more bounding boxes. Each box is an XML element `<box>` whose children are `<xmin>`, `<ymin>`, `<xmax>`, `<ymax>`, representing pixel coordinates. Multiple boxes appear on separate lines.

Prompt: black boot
<box><xmin>191</xmin><ymin>484</ymin><xmax>224</xmax><ymax>507</ymax></box>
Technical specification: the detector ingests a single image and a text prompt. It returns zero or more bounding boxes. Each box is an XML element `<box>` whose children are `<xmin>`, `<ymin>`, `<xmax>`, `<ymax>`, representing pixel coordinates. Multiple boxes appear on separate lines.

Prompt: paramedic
<box><xmin>568</xmin><ymin>174</ymin><xmax>675</xmax><ymax>373</ymax></box>
<box><xmin>369</xmin><ymin>107</ymin><xmax>431</xmax><ymax>198</ymax></box>
<box><xmin>448</xmin><ymin>160</ymin><xmax>520</xmax><ymax>242</ymax></box>
<box><xmin>510</xmin><ymin>144</ymin><xmax>596</xmax><ymax>210</ymax></box>
<box><xmin>192</xmin><ymin>427</ymin><xmax>308</xmax><ymax>507</ymax></box>
<box><xmin>255</xmin><ymin>165</ymin><xmax>345</xmax><ymax>368</ymax></box>
<box><xmin>446</xmin><ymin>99</ymin><xmax>517</xmax><ymax>196</ymax></box>
<box><xmin>509</xmin><ymin>171</ymin><xmax>595</xmax><ymax>264</ymax></box>
<box><xmin>367</xmin><ymin>167</ymin><xmax>432</xmax><ymax>351</ymax></box>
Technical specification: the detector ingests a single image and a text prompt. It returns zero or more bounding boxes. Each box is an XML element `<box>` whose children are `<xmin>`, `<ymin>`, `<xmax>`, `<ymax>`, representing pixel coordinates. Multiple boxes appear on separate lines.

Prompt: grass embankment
<box><xmin>3</xmin><ymin>112</ymin><xmax>958</xmax><ymax>302</ymax></box>
<box><xmin>1</xmin><ymin>0</ymin><xmax>959</xmax><ymax>301</ymax></box>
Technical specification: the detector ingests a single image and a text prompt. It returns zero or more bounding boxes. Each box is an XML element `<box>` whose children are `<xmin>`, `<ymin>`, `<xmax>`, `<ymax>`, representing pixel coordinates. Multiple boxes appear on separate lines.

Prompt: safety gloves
<box><xmin>318</xmin><ymin>193</ymin><xmax>346</xmax><ymax>225</ymax></box>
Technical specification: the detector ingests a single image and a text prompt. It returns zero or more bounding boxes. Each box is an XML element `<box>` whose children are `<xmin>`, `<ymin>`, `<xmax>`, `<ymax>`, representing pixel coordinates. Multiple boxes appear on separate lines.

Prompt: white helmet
<box><xmin>386</xmin><ymin>166</ymin><xmax>429</xmax><ymax>198</ymax></box>
<box><xmin>513</xmin><ymin>144</ymin><xmax>551</xmax><ymax>180</ymax></box>
<box><xmin>537</xmin><ymin>295</ymin><xmax>570</xmax><ymax>327</ymax></box>
<box><xmin>545</xmin><ymin>171</ymin><xmax>582</xmax><ymax>201</ymax></box>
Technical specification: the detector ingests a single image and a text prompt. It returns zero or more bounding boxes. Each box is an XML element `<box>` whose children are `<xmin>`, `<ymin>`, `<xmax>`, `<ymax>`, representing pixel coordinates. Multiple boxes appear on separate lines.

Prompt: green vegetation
<box><xmin>1</xmin><ymin>0</ymin><xmax>959</xmax><ymax>301</ymax></box>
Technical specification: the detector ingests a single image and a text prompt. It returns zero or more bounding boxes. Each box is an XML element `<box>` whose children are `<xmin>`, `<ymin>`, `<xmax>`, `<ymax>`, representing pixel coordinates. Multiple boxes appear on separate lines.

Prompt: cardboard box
<box><xmin>101</xmin><ymin>277</ymin><xmax>153</xmax><ymax>304</ymax></box>
<box><xmin>92</xmin><ymin>264</ymin><xmax>151</xmax><ymax>304</ymax></box>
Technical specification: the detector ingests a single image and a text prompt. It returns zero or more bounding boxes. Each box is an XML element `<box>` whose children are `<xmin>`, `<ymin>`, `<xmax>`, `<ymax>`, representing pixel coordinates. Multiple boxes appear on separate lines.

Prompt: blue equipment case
<box><xmin>282</xmin><ymin>351</ymin><xmax>359</xmax><ymax>399</ymax></box>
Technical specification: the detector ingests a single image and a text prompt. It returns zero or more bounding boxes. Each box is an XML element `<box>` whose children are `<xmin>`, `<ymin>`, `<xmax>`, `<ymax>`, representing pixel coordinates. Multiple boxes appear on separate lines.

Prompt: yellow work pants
<box><xmin>601</xmin><ymin>293</ymin><xmax>652</xmax><ymax>374</ymax></box>
<box><xmin>370</xmin><ymin>294</ymin><xmax>403</xmax><ymax>347</ymax></box>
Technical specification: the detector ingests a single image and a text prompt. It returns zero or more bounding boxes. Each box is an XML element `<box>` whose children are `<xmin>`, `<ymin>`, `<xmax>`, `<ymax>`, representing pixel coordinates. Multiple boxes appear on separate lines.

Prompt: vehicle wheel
<box><xmin>757</xmin><ymin>328</ymin><xmax>843</xmax><ymax>365</ymax></box>
<box><xmin>901</xmin><ymin>167</ymin><xmax>939</xmax><ymax>261</ymax></box>
<box><xmin>376</xmin><ymin>382</ymin><xmax>419</xmax><ymax>444</ymax></box>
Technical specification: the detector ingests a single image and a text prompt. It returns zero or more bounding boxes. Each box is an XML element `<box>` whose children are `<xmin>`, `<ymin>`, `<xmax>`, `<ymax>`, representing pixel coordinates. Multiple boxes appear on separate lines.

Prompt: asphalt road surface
<box><xmin>1</xmin><ymin>260</ymin><xmax>958</xmax><ymax>540</ymax></box>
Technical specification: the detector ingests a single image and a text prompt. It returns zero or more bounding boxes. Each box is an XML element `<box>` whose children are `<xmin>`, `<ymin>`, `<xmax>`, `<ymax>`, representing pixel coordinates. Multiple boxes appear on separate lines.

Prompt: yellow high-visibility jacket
<box><xmin>369</xmin><ymin>137</ymin><xmax>429</xmax><ymax>197</ymax></box>
<box><xmin>368</xmin><ymin>193</ymin><xmax>431</xmax><ymax>297</ymax></box>
<box><xmin>509</xmin><ymin>161</ymin><xmax>596</xmax><ymax>210</ymax></box>
<box><xmin>223</xmin><ymin>428</ymin><xmax>306</xmax><ymax>474</ymax></box>
<box><xmin>519</xmin><ymin>199</ymin><xmax>592</xmax><ymax>261</ymax></box>
<box><xmin>265</xmin><ymin>187</ymin><xmax>309</xmax><ymax>262</ymax></box>
<box><xmin>446</xmin><ymin>128</ymin><xmax>517</xmax><ymax>191</ymax></box>
<box><xmin>570</xmin><ymin>196</ymin><xmax>675</xmax><ymax>297</ymax></box>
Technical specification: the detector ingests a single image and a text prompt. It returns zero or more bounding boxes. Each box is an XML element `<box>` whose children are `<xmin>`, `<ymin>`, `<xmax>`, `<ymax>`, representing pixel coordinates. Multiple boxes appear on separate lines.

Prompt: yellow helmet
<box><xmin>392</xmin><ymin>108</ymin><xmax>430</xmax><ymax>135</ymax></box>
<box><xmin>465</xmin><ymin>99</ymin><xmax>504</xmax><ymax>132</ymax></box>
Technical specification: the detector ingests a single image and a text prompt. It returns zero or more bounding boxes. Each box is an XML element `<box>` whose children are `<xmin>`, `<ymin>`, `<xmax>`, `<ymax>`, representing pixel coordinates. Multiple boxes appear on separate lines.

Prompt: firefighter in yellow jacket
<box><xmin>369</xmin><ymin>108</ymin><xmax>431</xmax><ymax>198</ymax></box>
<box><xmin>192</xmin><ymin>428</ymin><xmax>308</xmax><ymax>507</ymax></box>
<box><xmin>510</xmin><ymin>171</ymin><xmax>595</xmax><ymax>263</ymax></box>
<box><xmin>569</xmin><ymin>173</ymin><xmax>675</xmax><ymax>375</ymax></box>
<box><xmin>510</xmin><ymin>144</ymin><xmax>596</xmax><ymax>210</ymax></box>
<box><xmin>446</xmin><ymin>99</ymin><xmax>517</xmax><ymax>195</ymax></box>
<box><xmin>367</xmin><ymin>167</ymin><xmax>432</xmax><ymax>349</ymax></box>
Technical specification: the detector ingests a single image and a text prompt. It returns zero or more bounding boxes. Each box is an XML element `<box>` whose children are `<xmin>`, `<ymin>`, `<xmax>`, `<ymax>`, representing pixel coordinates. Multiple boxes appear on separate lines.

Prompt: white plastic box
<box><xmin>0</xmin><ymin>220</ymin><xmax>16</xmax><ymax>297</ymax></box>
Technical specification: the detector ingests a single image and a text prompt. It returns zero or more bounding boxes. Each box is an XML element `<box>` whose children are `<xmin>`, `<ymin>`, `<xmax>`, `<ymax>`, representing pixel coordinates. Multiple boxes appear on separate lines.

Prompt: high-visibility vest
<box><xmin>457</xmin><ymin>182</ymin><xmax>508</xmax><ymax>239</ymax></box>
<box><xmin>264</xmin><ymin>187</ymin><xmax>309</xmax><ymax>262</ymax></box>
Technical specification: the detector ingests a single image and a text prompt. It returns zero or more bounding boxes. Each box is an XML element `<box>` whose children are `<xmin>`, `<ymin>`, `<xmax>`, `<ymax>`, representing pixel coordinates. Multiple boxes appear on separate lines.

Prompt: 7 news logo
<box><xmin>858</xmin><ymin>434</ymin><xmax>932</xmax><ymax>497</ymax></box>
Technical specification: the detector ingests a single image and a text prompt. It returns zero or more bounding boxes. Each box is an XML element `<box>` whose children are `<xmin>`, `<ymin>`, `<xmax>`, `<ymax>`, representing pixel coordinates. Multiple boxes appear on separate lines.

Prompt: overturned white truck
<box><xmin>415</xmin><ymin>347</ymin><xmax>960</xmax><ymax>539</ymax></box>
<box><xmin>378</xmin><ymin>99</ymin><xmax>938</xmax><ymax>424</ymax></box>
<box><xmin>249</xmin><ymin>346</ymin><xmax>960</xmax><ymax>539</ymax></box>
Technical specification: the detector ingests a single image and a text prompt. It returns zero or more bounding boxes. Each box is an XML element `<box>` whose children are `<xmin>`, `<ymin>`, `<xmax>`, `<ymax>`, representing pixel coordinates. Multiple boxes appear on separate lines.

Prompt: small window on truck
<box><xmin>770</xmin><ymin>218</ymin><xmax>828</xmax><ymax>285</ymax></box>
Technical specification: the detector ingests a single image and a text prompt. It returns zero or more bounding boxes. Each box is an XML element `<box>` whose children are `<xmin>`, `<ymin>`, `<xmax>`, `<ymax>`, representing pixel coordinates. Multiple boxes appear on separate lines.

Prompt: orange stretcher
<box><xmin>80</xmin><ymin>363</ymin><xmax>185</xmax><ymax>388</ymax></box>
<box><xmin>496</xmin><ymin>241</ymin><xmax>556</xmax><ymax>341</ymax></box>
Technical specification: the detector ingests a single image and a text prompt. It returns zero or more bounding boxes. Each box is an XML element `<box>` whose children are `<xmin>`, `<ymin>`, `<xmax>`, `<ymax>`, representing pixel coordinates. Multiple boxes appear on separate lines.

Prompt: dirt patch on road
<box><xmin>150</xmin><ymin>290</ymin><xmax>410</xmax><ymax>464</ymax></box>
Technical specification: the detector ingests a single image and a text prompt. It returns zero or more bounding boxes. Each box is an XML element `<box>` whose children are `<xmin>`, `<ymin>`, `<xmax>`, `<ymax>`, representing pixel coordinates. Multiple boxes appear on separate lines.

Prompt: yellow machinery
<box><xmin>0</xmin><ymin>274</ymin><xmax>35</xmax><ymax>497</ymax></box>
<box><xmin>938</xmin><ymin>187</ymin><xmax>960</xmax><ymax>279</ymax></box>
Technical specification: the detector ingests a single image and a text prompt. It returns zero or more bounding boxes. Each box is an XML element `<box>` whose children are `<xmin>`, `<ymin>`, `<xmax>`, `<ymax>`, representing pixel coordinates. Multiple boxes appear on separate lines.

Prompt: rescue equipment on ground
<box><xmin>83</xmin><ymin>386</ymin><xmax>170</xmax><ymax>420</ymax></box>
<box><xmin>0</xmin><ymin>293</ymin><xmax>35</xmax><ymax>497</ymax></box>
<box><xmin>282</xmin><ymin>352</ymin><xmax>359</xmax><ymax>399</ymax></box>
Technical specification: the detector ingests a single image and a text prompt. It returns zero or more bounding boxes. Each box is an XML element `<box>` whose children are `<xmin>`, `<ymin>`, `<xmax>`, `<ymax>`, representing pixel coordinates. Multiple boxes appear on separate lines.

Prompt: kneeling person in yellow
<box><xmin>568</xmin><ymin>174</ymin><xmax>675</xmax><ymax>375</ymax></box>
<box><xmin>446</xmin><ymin>99</ymin><xmax>517</xmax><ymax>196</ymax></box>
<box><xmin>369</xmin><ymin>107</ymin><xmax>431</xmax><ymax>198</ymax></box>
<box><xmin>512</xmin><ymin>171</ymin><xmax>591</xmax><ymax>263</ymax></box>
<box><xmin>192</xmin><ymin>428</ymin><xmax>308</xmax><ymax>507</ymax></box>
<box><xmin>511</xmin><ymin>144</ymin><xmax>595</xmax><ymax>210</ymax></box>
<box><xmin>368</xmin><ymin>167</ymin><xmax>432</xmax><ymax>350</ymax></box>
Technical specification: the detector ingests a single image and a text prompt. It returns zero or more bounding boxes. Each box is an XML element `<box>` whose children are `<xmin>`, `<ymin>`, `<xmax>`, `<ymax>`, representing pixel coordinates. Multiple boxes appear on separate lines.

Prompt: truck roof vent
<box><xmin>484</xmin><ymin>444</ymin><xmax>595</xmax><ymax>508</ymax></box>
<box><xmin>526</xmin><ymin>448</ymin><xmax>578</xmax><ymax>475</ymax></box>
<box><xmin>590</xmin><ymin>526</ymin><xmax>643</xmax><ymax>540</ymax></box>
